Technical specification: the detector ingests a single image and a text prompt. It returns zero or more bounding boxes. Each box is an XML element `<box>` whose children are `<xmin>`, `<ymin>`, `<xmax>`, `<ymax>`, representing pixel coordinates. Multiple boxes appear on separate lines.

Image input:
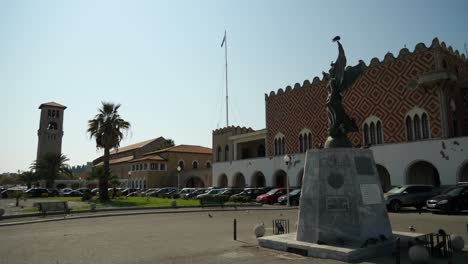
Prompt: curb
<box><xmin>0</xmin><ymin>206</ymin><xmax>298</xmax><ymax>227</ymax></box>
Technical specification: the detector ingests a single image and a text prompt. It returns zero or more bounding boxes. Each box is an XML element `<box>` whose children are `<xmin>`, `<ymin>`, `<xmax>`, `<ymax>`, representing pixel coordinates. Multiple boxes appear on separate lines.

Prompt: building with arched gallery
<box><xmin>212</xmin><ymin>38</ymin><xmax>468</xmax><ymax>191</ymax></box>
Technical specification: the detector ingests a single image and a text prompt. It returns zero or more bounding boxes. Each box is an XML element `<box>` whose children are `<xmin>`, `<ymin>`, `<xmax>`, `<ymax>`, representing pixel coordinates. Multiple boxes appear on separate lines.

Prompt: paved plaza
<box><xmin>0</xmin><ymin>208</ymin><xmax>467</xmax><ymax>264</ymax></box>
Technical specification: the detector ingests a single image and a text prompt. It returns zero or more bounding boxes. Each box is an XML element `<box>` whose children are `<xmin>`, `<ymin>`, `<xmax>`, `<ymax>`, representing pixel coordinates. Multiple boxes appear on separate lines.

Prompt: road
<box><xmin>0</xmin><ymin>208</ymin><xmax>467</xmax><ymax>264</ymax></box>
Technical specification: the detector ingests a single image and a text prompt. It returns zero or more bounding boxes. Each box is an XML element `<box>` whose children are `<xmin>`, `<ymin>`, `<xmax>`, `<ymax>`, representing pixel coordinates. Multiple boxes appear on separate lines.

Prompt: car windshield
<box><xmin>290</xmin><ymin>189</ymin><xmax>301</xmax><ymax>195</ymax></box>
<box><xmin>443</xmin><ymin>187</ymin><xmax>463</xmax><ymax>196</ymax></box>
<box><xmin>266</xmin><ymin>189</ymin><xmax>279</xmax><ymax>195</ymax></box>
<box><xmin>387</xmin><ymin>186</ymin><xmax>404</xmax><ymax>194</ymax></box>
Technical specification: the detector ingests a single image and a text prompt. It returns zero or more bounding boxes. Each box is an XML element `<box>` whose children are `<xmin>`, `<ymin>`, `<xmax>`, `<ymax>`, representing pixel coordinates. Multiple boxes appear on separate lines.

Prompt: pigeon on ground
<box><xmin>409</xmin><ymin>225</ymin><xmax>416</xmax><ymax>232</ymax></box>
<box><xmin>208</xmin><ymin>213</ymin><xmax>213</xmax><ymax>218</ymax></box>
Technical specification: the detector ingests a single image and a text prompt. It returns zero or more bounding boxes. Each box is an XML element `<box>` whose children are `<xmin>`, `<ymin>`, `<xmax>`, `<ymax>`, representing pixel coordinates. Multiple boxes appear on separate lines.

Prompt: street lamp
<box><xmin>283</xmin><ymin>154</ymin><xmax>291</xmax><ymax>207</ymax></box>
<box><xmin>177</xmin><ymin>166</ymin><xmax>182</xmax><ymax>192</ymax></box>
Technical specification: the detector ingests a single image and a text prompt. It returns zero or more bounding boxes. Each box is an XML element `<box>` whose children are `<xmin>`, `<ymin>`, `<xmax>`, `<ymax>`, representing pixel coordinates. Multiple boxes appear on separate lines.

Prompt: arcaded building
<box><xmin>213</xmin><ymin>38</ymin><xmax>468</xmax><ymax>191</ymax></box>
<box><xmin>93</xmin><ymin>137</ymin><xmax>212</xmax><ymax>189</ymax></box>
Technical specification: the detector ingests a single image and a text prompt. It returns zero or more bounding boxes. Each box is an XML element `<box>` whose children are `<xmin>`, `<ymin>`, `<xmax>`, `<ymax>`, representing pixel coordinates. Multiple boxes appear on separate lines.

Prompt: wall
<box><xmin>213</xmin><ymin>136</ymin><xmax>468</xmax><ymax>188</ymax></box>
<box><xmin>212</xmin><ymin>126</ymin><xmax>254</xmax><ymax>162</ymax></box>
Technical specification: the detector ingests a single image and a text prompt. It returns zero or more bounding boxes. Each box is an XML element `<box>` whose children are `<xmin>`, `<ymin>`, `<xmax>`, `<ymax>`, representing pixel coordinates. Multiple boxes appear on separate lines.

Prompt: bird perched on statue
<box><xmin>332</xmin><ymin>36</ymin><xmax>341</xmax><ymax>42</ymax></box>
<box><xmin>409</xmin><ymin>225</ymin><xmax>416</xmax><ymax>232</ymax></box>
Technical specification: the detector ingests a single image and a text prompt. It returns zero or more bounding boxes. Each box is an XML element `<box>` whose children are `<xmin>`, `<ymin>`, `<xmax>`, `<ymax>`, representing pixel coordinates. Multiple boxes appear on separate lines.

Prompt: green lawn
<box><xmin>99</xmin><ymin>197</ymin><xmax>200</xmax><ymax>208</ymax></box>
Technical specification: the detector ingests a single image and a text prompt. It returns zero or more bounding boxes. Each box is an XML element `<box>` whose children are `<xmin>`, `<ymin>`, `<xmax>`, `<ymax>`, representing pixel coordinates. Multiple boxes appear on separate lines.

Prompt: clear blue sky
<box><xmin>1</xmin><ymin>0</ymin><xmax>467</xmax><ymax>173</ymax></box>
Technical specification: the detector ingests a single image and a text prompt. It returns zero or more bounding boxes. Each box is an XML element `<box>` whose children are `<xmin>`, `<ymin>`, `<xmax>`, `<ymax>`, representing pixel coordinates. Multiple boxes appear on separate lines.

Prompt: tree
<box><xmin>87</xmin><ymin>102</ymin><xmax>130</xmax><ymax>201</ymax></box>
<box><xmin>31</xmin><ymin>153</ymin><xmax>72</xmax><ymax>188</ymax></box>
<box><xmin>18</xmin><ymin>170</ymin><xmax>39</xmax><ymax>189</ymax></box>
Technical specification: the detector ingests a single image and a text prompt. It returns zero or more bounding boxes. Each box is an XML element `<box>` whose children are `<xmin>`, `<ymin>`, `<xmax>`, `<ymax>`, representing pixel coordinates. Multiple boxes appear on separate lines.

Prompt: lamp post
<box><xmin>283</xmin><ymin>154</ymin><xmax>291</xmax><ymax>207</ymax></box>
<box><xmin>177</xmin><ymin>166</ymin><xmax>182</xmax><ymax>192</ymax></box>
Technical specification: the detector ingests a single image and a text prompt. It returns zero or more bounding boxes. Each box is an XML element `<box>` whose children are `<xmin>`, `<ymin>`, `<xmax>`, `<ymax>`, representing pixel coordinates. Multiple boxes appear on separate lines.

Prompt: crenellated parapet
<box><xmin>213</xmin><ymin>126</ymin><xmax>255</xmax><ymax>135</ymax></box>
<box><xmin>265</xmin><ymin>37</ymin><xmax>467</xmax><ymax>99</ymax></box>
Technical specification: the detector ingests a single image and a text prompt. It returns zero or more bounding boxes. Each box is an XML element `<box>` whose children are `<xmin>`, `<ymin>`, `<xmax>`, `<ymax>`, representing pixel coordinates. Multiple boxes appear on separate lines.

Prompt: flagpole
<box><xmin>224</xmin><ymin>31</ymin><xmax>229</xmax><ymax>127</ymax></box>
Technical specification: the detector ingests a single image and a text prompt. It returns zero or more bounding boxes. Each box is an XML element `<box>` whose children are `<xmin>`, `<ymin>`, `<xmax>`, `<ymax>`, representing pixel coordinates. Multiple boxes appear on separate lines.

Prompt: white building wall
<box><xmin>213</xmin><ymin>136</ymin><xmax>468</xmax><ymax>187</ymax></box>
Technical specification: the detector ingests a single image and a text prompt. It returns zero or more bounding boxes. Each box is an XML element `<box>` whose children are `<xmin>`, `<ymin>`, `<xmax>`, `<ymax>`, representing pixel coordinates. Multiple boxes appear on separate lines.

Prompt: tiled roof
<box><xmin>110</xmin><ymin>137</ymin><xmax>162</xmax><ymax>154</ymax></box>
<box><xmin>144</xmin><ymin>144</ymin><xmax>212</xmax><ymax>155</ymax></box>
<box><xmin>39</xmin><ymin>102</ymin><xmax>67</xmax><ymax>109</ymax></box>
<box><xmin>129</xmin><ymin>154</ymin><xmax>165</xmax><ymax>163</ymax></box>
<box><xmin>95</xmin><ymin>155</ymin><xmax>134</xmax><ymax>166</ymax></box>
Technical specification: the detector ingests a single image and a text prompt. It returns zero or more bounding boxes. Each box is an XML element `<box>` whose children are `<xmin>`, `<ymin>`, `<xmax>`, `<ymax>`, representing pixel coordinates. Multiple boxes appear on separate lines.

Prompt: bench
<box><xmin>33</xmin><ymin>201</ymin><xmax>70</xmax><ymax>217</ymax></box>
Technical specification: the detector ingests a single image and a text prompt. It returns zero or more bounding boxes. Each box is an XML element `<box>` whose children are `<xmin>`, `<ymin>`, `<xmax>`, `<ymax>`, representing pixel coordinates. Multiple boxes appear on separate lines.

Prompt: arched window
<box><xmin>205</xmin><ymin>161</ymin><xmax>211</xmax><ymax>168</ymax></box>
<box><xmin>224</xmin><ymin>145</ymin><xmax>229</xmax><ymax>161</ymax></box>
<box><xmin>363</xmin><ymin>124</ymin><xmax>369</xmax><ymax>145</ymax></box>
<box><xmin>216</xmin><ymin>146</ymin><xmax>221</xmax><ymax>162</ymax></box>
<box><xmin>274</xmin><ymin>138</ymin><xmax>278</xmax><ymax>155</ymax></box>
<box><xmin>376</xmin><ymin>121</ymin><xmax>383</xmax><ymax>144</ymax></box>
<box><xmin>363</xmin><ymin>116</ymin><xmax>383</xmax><ymax>145</ymax></box>
<box><xmin>414</xmin><ymin>115</ymin><xmax>421</xmax><ymax>140</ymax></box>
<box><xmin>299</xmin><ymin>134</ymin><xmax>303</xmax><ymax>153</ymax></box>
<box><xmin>406</xmin><ymin>116</ymin><xmax>413</xmax><ymax>141</ymax></box>
<box><xmin>421</xmin><ymin>113</ymin><xmax>429</xmax><ymax>139</ymax></box>
<box><xmin>192</xmin><ymin>161</ymin><xmax>198</xmax><ymax>169</ymax></box>
<box><xmin>370</xmin><ymin>122</ymin><xmax>376</xmax><ymax>145</ymax></box>
<box><xmin>178</xmin><ymin>160</ymin><xmax>184</xmax><ymax>170</ymax></box>
<box><xmin>281</xmin><ymin>137</ymin><xmax>285</xmax><ymax>155</ymax></box>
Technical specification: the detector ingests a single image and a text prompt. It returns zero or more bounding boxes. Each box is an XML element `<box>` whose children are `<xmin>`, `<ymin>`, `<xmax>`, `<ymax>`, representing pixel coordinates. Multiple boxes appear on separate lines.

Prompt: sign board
<box><xmin>326</xmin><ymin>196</ymin><xmax>349</xmax><ymax>211</ymax></box>
<box><xmin>360</xmin><ymin>183</ymin><xmax>382</xmax><ymax>205</ymax></box>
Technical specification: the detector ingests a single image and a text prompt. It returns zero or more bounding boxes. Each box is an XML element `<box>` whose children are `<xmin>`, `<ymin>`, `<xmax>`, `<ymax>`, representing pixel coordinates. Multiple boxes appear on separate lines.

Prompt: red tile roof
<box><xmin>110</xmin><ymin>137</ymin><xmax>162</xmax><ymax>154</ymax></box>
<box><xmin>95</xmin><ymin>155</ymin><xmax>134</xmax><ymax>166</ymax></box>
<box><xmin>39</xmin><ymin>102</ymin><xmax>67</xmax><ymax>109</ymax></box>
<box><xmin>144</xmin><ymin>144</ymin><xmax>212</xmax><ymax>155</ymax></box>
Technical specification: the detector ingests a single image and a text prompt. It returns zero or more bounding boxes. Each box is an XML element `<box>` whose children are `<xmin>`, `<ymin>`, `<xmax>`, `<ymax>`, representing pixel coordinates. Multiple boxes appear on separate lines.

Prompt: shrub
<box><xmin>171</xmin><ymin>193</ymin><xmax>180</xmax><ymax>199</ymax></box>
<box><xmin>199</xmin><ymin>194</ymin><xmax>229</xmax><ymax>205</ymax></box>
<box><xmin>81</xmin><ymin>192</ymin><xmax>93</xmax><ymax>201</ymax></box>
<box><xmin>229</xmin><ymin>195</ymin><xmax>251</xmax><ymax>203</ymax></box>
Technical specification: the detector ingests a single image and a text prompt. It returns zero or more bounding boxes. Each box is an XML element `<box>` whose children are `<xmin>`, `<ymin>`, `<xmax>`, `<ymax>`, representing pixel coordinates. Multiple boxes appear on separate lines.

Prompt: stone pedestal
<box><xmin>297</xmin><ymin>148</ymin><xmax>392</xmax><ymax>246</ymax></box>
<box><xmin>258</xmin><ymin>148</ymin><xmax>394</xmax><ymax>262</ymax></box>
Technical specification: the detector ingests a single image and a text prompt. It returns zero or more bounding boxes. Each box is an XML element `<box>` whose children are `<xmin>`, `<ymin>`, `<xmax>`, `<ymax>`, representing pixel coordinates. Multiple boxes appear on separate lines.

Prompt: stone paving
<box><xmin>0</xmin><ymin>207</ymin><xmax>467</xmax><ymax>264</ymax></box>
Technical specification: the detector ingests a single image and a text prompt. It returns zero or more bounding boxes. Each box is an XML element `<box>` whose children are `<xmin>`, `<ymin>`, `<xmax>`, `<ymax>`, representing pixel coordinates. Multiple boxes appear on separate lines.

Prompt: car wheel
<box><xmin>390</xmin><ymin>200</ymin><xmax>401</xmax><ymax>212</ymax></box>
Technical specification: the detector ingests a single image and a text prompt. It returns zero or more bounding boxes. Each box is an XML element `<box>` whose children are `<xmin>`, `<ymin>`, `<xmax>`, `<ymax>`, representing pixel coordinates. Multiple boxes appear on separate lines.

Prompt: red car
<box><xmin>256</xmin><ymin>188</ymin><xmax>290</xmax><ymax>204</ymax></box>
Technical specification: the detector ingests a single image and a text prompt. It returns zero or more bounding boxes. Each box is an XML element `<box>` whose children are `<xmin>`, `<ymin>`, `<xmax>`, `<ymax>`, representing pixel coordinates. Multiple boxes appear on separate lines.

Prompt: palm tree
<box><xmin>87</xmin><ymin>102</ymin><xmax>130</xmax><ymax>201</ymax></box>
<box><xmin>31</xmin><ymin>153</ymin><xmax>72</xmax><ymax>188</ymax></box>
<box><xmin>18</xmin><ymin>170</ymin><xmax>39</xmax><ymax>189</ymax></box>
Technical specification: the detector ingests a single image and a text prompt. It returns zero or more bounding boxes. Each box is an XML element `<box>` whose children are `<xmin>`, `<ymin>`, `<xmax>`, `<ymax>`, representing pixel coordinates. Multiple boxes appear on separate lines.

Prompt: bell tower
<box><xmin>36</xmin><ymin>102</ymin><xmax>67</xmax><ymax>160</ymax></box>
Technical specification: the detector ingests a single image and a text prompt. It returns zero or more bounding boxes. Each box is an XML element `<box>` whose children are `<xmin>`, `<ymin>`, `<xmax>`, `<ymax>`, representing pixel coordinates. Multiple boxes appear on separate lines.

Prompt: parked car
<box><xmin>63</xmin><ymin>190</ymin><xmax>84</xmax><ymax>197</ymax></box>
<box><xmin>76</xmin><ymin>188</ymin><xmax>91</xmax><ymax>194</ymax></box>
<box><xmin>1</xmin><ymin>188</ymin><xmax>24</xmax><ymax>199</ymax></box>
<box><xmin>256</xmin><ymin>188</ymin><xmax>291</xmax><ymax>204</ymax></box>
<box><xmin>127</xmin><ymin>189</ymin><xmax>147</xmax><ymax>197</ymax></box>
<box><xmin>47</xmin><ymin>188</ymin><xmax>60</xmax><ymax>197</ymax></box>
<box><xmin>91</xmin><ymin>188</ymin><xmax>99</xmax><ymax>195</ymax></box>
<box><xmin>385</xmin><ymin>185</ymin><xmax>439</xmax><ymax>212</ymax></box>
<box><xmin>185</xmin><ymin>189</ymin><xmax>207</xmax><ymax>198</ymax></box>
<box><xmin>277</xmin><ymin>189</ymin><xmax>301</xmax><ymax>205</ymax></box>
<box><xmin>60</xmin><ymin>188</ymin><xmax>73</xmax><ymax>196</ymax></box>
<box><xmin>196</xmin><ymin>189</ymin><xmax>224</xmax><ymax>199</ymax></box>
<box><xmin>121</xmin><ymin>188</ymin><xmax>138</xmax><ymax>196</ymax></box>
<box><xmin>231</xmin><ymin>188</ymin><xmax>269</xmax><ymax>201</ymax></box>
<box><xmin>179</xmin><ymin>188</ymin><xmax>196</xmax><ymax>195</ymax></box>
<box><xmin>426</xmin><ymin>185</ymin><xmax>468</xmax><ymax>214</ymax></box>
<box><xmin>216</xmin><ymin>188</ymin><xmax>243</xmax><ymax>197</ymax></box>
<box><xmin>25</xmin><ymin>188</ymin><xmax>50</xmax><ymax>198</ymax></box>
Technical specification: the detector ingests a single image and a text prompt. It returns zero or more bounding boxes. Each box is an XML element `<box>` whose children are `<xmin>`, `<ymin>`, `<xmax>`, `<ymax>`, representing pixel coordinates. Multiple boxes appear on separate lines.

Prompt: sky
<box><xmin>1</xmin><ymin>0</ymin><xmax>467</xmax><ymax>173</ymax></box>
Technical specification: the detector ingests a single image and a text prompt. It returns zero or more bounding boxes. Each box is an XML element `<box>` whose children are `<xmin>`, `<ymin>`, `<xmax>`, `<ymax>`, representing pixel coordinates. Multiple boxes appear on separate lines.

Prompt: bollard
<box><xmin>234</xmin><ymin>218</ymin><xmax>237</xmax><ymax>240</ymax></box>
<box><xmin>395</xmin><ymin>237</ymin><xmax>400</xmax><ymax>264</ymax></box>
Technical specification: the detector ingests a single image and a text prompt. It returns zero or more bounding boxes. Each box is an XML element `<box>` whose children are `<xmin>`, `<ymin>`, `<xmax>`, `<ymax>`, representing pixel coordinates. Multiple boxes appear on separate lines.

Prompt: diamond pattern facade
<box><xmin>266</xmin><ymin>49</ymin><xmax>467</xmax><ymax>156</ymax></box>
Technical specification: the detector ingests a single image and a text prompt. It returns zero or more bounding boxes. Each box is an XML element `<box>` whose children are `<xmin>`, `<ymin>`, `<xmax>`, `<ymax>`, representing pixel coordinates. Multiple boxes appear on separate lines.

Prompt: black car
<box><xmin>231</xmin><ymin>188</ymin><xmax>269</xmax><ymax>201</ymax></box>
<box><xmin>121</xmin><ymin>188</ymin><xmax>138</xmax><ymax>196</ymax></box>
<box><xmin>384</xmin><ymin>185</ymin><xmax>439</xmax><ymax>212</ymax></box>
<box><xmin>25</xmin><ymin>188</ymin><xmax>50</xmax><ymax>198</ymax></box>
<box><xmin>47</xmin><ymin>188</ymin><xmax>60</xmax><ymax>197</ymax></box>
<box><xmin>185</xmin><ymin>189</ymin><xmax>207</xmax><ymax>198</ymax></box>
<box><xmin>216</xmin><ymin>188</ymin><xmax>243</xmax><ymax>197</ymax></box>
<box><xmin>1</xmin><ymin>189</ymin><xmax>24</xmax><ymax>198</ymax></box>
<box><xmin>426</xmin><ymin>185</ymin><xmax>468</xmax><ymax>214</ymax></box>
<box><xmin>277</xmin><ymin>189</ymin><xmax>301</xmax><ymax>205</ymax></box>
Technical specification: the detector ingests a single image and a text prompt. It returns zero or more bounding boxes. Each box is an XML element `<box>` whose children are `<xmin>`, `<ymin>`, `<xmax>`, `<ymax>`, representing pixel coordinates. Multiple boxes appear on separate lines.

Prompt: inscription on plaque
<box><xmin>360</xmin><ymin>184</ymin><xmax>382</xmax><ymax>205</ymax></box>
<box><xmin>326</xmin><ymin>196</ymin><xmax>349</xmax><ymax>211</ymax></box>
<box><xmin>354</xmin><ymin>156</ymin><xmax>374</xmax><ymax>175</ymax></box>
